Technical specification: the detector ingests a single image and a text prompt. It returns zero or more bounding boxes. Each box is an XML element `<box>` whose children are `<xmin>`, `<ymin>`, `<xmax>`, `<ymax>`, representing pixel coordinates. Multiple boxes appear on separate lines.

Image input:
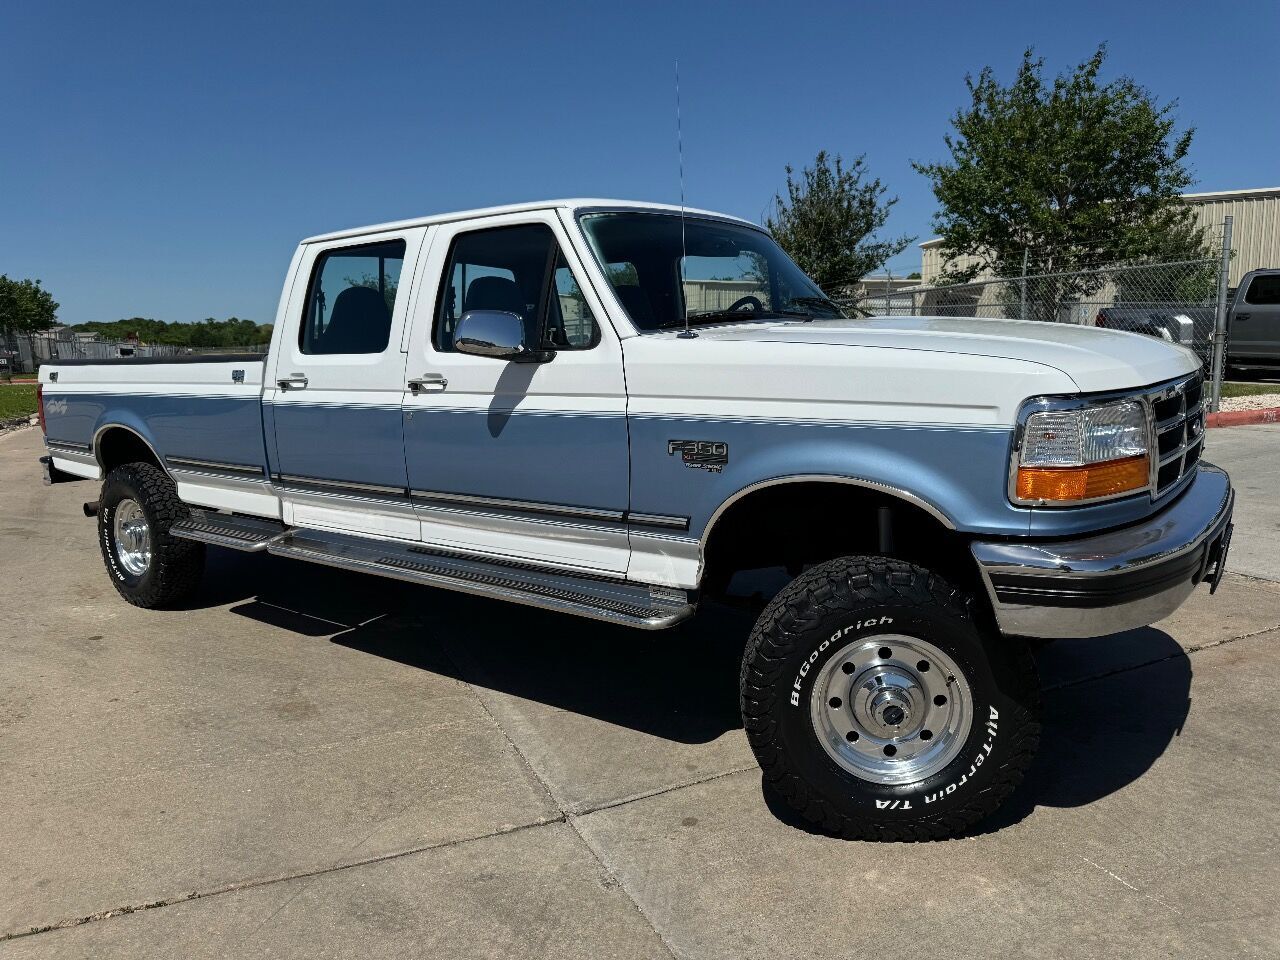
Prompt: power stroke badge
<box><xmin>668</xmin><ymin>439</ymin><xmax>728</xmax><ymax>473</ymax></box>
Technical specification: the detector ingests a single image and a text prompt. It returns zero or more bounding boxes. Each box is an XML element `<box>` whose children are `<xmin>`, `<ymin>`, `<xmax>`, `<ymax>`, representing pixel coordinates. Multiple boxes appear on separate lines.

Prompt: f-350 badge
<box><xmin>668</xmin><ymin>440</ymin><xmax>728</xmax><ymax>473</ymax></box>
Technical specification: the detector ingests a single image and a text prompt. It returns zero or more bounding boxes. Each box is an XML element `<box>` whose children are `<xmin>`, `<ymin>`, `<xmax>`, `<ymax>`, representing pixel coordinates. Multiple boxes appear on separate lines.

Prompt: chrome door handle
<box><xmin>407</xmin><ymin>374</ymin><xmax>448</xmax><ymax>394</ymax></box>
<box><xmin>277</xmin><ymin>373</ymin><xmax>309</xmax><ymax>390</ymax></box>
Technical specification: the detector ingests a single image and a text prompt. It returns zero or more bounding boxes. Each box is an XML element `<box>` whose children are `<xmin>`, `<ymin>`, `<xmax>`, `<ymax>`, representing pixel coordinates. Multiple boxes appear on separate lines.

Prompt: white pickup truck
<box><xmin>37</xmin><ymin>199</ymin><xmax>1234</xmax><ymax>840</ymax></box>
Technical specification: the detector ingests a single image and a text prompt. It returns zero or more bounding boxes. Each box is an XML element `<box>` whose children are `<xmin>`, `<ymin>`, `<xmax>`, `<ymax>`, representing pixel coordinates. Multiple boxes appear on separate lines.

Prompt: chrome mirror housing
<box><xmin>454</xmin><ymin>310</ymin><xmax>531</xmax><ymax>360</ymax></box>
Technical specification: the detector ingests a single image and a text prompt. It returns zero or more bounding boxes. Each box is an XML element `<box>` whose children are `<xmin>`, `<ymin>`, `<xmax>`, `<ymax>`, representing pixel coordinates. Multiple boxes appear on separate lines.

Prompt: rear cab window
<box><xmin>300</xmin><ymin>240</ymin><xmax>406</xmax><ymax>355</ymax></box>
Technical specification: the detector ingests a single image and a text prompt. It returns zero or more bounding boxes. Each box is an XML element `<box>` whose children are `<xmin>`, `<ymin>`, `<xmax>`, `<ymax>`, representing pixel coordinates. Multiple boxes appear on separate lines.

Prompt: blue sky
<box><xmin>3</xmin><ymin>0</ymin><xmax>1276</xmax><ymax>326</ymax></box>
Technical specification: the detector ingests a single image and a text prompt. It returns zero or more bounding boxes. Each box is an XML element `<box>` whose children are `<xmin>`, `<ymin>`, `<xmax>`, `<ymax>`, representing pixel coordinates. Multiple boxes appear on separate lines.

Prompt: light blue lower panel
<box><xmin>404</xmin><ymin>408</ymin><xmax>629</xmax><ymax>514</ymax></box>
<box><xmin>268</xmin><ymin>400</ymin><xmax>407</xmax><ymax>491</ymax></box>
<box><xmin>45</xmin><ymin>392</ymin><xmax>268</xmax><ymax>470</ymax></box>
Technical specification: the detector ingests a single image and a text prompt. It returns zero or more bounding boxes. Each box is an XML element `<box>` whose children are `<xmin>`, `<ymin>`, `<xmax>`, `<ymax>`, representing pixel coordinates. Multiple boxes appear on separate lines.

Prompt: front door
<box><xmin>267</xmin><ymin>229</ymin><xmax>424</xmax><ymax>539</ymax></box>
<box><xmin>1232</xmin><ymin>273</ymin><xmax>1280</xmax><ymax>362</ymax></box>
<box><xmin>402</xmin><ymin>212</ymin><xmax>631</xmax><ymax>572</ymax></box>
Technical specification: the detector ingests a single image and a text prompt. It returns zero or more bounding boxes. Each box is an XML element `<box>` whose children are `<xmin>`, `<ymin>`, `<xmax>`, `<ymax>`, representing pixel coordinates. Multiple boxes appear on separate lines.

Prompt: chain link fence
<box><xmin>0</xmin><ymin>334</ymin><xmax>269</xmax><ymax>375</ymax></box>
<box><xmin>841</xmin><ymin>219</ymin><xmax>1236</xmax><ymax>410</ymax></box>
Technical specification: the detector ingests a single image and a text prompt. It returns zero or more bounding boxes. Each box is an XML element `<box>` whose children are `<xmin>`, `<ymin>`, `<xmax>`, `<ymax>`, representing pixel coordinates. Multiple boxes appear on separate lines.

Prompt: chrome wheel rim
<box><xmin>112</xmin><ymin>498</ymin><xmax>151</xmax><ymax>576</ymax></box>
<box><xmin>809</xmin><ymin>633</ymin><xmax>973</xmax><ymax>785</ymax></box>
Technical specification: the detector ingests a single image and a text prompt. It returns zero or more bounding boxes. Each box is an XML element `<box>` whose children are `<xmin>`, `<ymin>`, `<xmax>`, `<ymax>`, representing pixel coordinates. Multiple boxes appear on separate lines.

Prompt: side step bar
<box><xmin>170</xmin><ymin>511</ymin><xmax>288</xmax><ymax>552</ymax></box>
<box><xmin>169</xmin><ymin>511</ymin><xmax>695</xmax><ymax>630</ymax></box>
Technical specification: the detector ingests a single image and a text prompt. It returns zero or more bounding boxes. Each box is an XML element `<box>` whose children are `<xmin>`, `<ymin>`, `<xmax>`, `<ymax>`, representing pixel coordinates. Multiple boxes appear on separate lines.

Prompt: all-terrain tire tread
<box><xmin>100</xmin><ymin>462</ymin><xmax>205</xmax><ymax>608</ymax></box>
<box><xmin>740</xmin><ymin>555</ymin><xmax>1040</xmax><ymax>841</ymax></box>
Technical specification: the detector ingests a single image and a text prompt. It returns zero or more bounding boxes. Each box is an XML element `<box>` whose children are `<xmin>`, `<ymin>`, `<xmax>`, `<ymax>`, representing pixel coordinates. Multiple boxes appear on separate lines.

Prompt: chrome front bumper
<box><xmin>971</xmin><ymin>464</ymin><xmax>1234</xmax><ymax>639</ymax></box>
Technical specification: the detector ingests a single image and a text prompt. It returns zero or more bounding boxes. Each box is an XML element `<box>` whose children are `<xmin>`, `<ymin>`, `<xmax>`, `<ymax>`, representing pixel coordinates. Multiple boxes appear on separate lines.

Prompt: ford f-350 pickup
<box><xmin>37</xmin><ymin>199</ymin><xmax>1234</xmax><ymax>840</ymax></box>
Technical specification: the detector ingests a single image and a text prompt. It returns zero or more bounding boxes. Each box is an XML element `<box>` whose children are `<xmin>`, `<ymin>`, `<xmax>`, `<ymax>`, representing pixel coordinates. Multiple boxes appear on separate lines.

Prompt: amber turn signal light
<box><xmin>1016</xmin><ymin>454</ymin><xmax>1150</xmax><ymax>503</ymax></box>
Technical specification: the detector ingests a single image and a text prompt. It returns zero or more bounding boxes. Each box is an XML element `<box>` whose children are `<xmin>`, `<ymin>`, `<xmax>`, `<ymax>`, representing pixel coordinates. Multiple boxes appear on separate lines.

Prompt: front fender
<box><xmin>627</xmin><ymin>417</ymin><xmax>1031</xmax><ymax>540</ymax></box>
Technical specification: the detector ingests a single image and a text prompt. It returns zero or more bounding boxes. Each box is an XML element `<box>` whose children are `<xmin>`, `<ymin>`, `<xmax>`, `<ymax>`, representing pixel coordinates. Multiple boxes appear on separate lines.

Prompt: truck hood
<box><xmin>680</xmin><ymin>315</ymin><xmax>1200</xmax><ymax>393</ymax></box>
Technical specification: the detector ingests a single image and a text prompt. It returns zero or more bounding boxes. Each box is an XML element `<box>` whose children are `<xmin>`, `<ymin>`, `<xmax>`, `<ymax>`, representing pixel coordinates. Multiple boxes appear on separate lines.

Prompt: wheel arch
<box><xmin>697</xmin><ymin>474</ymin><xmax>983</xmax><ymax>602</ymax></box>
<box><xmin>93</xmin><ymin>421</ymin><xmax>170</xmax><ymax>478</ymax></box>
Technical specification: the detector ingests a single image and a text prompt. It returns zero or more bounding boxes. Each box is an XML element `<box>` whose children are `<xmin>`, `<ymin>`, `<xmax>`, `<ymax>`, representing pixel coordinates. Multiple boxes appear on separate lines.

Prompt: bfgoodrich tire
<box><xmin>740</xmin><ymin>556</ymin><xmax>1040</xmax><ymax>841</ymax></box>
<box><xmin>98</xmin><ymin>462</ymin><xmax>205</xmax><ymax>609</ymax></box>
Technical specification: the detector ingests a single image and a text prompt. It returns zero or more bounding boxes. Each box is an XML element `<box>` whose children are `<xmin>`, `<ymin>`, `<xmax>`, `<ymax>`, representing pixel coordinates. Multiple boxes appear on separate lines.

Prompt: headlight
<box><xmin>1013</xmin><ymin>399</ymin><xmax>1150</xmax><ymax>504</ymax></box>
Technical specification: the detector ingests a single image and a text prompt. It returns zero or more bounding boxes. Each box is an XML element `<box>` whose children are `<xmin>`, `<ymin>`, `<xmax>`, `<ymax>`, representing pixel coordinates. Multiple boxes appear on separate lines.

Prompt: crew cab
<box><xmin>37</xmin><ymin>199</ymin><xmax>1235</xmax><ymax>840</ymax></box>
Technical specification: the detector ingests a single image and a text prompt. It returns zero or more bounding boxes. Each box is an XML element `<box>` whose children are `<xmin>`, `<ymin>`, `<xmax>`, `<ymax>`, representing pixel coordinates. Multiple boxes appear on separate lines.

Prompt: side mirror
<box><xmin>454</xmin><ymin>310</ymin><xmax>550</xmax><ymax>362</ymax></box>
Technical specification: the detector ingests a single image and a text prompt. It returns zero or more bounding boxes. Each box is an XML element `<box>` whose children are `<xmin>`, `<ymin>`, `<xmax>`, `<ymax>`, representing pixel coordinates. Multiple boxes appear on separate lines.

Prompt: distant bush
<box><xmin>67</xmin><ymin>317</ymin><xmax>273</xmax><ymax>347</ymax></box>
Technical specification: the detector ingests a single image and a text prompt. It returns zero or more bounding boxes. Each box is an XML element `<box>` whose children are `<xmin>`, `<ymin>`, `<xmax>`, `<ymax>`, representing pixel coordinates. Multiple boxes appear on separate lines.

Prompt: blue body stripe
<box><xmin>46</xmin><ymin>392</ymin><xmax>1174</xmax><ymax>542</ymax></box>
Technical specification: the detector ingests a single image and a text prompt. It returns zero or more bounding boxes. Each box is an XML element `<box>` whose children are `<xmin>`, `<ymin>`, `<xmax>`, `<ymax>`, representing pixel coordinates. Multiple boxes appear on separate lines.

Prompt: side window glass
<box><xmin>300</xmin><ymin>240</ymin><xmax>405</xmax><ymax>355</ymax></box>
<box><xmin>435</xmin><ymin>224</ymin><xmax>553</xmax><ymax>352</ymax></box>
<box><xmin>433</xmin><ymin>224</ymin><xmax>599</xmax><ymax>352</ymax></box>
<box><xmin>1244</xmin><ymin>275</ymin><xmax>1280</xmax><ymax>306</ymax></box>
<box><xmin>546</xmin><ymin>251</ymin><xmax>600</xmax><ymax>349</ymax></box>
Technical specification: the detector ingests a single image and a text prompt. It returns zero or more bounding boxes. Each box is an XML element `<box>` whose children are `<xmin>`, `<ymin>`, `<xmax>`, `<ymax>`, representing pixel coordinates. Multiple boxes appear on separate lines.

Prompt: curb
<box><xmin>1207</xmin><ymin>407</ymin><xmax>1280</xmax><ymax>428</ymax></box>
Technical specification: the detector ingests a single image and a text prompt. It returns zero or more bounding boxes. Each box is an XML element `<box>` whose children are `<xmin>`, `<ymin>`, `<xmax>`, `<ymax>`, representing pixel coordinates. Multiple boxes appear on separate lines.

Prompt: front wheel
<box><xmin>99</xmin><ymin>462</ymin><xmax>205</xmax><ymax>608</ymax></box>
<box><xmin>740</xmin><ymin>556</ymin><xmax>1040</xmax><ymax>841</ymax></box>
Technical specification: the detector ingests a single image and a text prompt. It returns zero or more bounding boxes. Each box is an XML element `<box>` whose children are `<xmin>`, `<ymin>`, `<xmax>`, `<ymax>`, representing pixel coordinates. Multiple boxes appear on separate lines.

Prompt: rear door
<box><xmin>401</xmin><ymin>211</ymin><xmax>631</xmax><ymax>572</ymax></box>
<box><xmin>267</xmin><ymin>228</ymin><xmax>426</xmax><ymax>538</ymax></box>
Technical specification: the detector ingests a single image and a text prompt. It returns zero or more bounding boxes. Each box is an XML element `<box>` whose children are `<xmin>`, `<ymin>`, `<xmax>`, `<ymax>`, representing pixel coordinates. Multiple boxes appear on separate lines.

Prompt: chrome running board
<box><xmin>170</xmin><ymin>511</ymin><xmax>287</xmax><ymax>552</ymax></box>
<box><xmin>172</xmin><ymin>511</ymin><xmax>694</xmax><ymax>629</ymax></box>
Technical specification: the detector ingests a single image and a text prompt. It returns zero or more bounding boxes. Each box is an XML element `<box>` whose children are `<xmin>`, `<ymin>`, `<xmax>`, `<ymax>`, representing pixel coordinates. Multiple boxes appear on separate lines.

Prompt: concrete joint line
<box><xmin>1045</xmin><ymin>626</ymin><xmax>1276</xmax><ymax>693</ymax></box>
<box><xmin>0</xmin><ymin>815</ymin><xmax>565</xmax><ymax>944</ymax></box>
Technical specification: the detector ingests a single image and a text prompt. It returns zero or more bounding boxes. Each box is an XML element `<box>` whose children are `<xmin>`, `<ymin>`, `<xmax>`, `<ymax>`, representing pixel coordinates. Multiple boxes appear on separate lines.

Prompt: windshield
<box><xmin>578</xmin><ymin>212</ymin><xmax>844</xmax><ymax>331</ymax></box>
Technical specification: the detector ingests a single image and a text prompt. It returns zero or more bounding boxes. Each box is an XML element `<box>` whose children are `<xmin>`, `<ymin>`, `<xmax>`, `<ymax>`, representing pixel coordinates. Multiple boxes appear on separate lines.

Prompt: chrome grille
<box><xmin>1147</xmin><ymin>373</ymin><xmax>1204</xmax><ymax>498</ymax></box>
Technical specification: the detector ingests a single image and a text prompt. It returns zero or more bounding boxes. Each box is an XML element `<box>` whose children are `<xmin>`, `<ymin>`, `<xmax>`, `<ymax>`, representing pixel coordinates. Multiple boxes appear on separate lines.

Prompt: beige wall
<box><xmin>1184</xmin><ymin>190</ymin><xmax>1280</xmax><ymax>287</ymax></box>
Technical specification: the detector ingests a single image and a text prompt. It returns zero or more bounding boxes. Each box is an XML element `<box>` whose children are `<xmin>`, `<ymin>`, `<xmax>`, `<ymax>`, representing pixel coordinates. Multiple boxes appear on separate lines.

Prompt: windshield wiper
<box><xmin>784</xmin><ymin>296</ymin><xmax>845</xmax><ymax>318</ymax></box>
<box><xmin>658</xmin><ymin>310</ymin><xmax>782</xmax><ymax>328</ymax></box>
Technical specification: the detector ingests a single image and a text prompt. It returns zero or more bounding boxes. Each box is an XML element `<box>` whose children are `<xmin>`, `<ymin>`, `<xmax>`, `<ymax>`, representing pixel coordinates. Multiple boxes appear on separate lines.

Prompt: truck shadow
<box><xmin>206</xmin><ymin>549</ymin><xmax>751</xmax><ymax>746</ymax></box>
<box><xmin>204</xmin><ymin>549</ymin><xmax>1192</xmax><ymax>828</ymax></box>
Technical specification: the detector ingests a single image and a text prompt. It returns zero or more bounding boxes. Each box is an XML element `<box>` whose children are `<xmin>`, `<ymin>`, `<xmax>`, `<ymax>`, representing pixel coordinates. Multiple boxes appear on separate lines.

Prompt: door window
<box><xmin>300</xmin><ymin>240</ymin><xmax>406</xmax><ymax>355</ymax></box>
<box><xmin>434</xmin><ymin>225</ymin><xmax>598</xmax><ymax>352</ymax></box>
<box><xmin>1244</xmin><ymin>275</ymin><xmax>1280</xmax><ymax>306</ymax></box>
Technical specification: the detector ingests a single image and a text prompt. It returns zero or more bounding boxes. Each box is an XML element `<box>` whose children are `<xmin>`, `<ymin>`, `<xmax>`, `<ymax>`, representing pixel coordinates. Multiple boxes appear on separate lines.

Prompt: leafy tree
<box><xmin>914</xmin><ymin>45</ymin><xmax>1208</xmax><ymax>317</ymax></box>
<box><xmin>67</xmin><ymin>317</ymin><xmax>272</xmax><ymax>347</ymax></box>
<box><xmin>767</xmin><ymin>151</ymin><xmax>913</xmax><ymax>290</ymax></box>
<box><xmin>0</xmin><ymin>276</ymin><xmax>59</xmax><ymax>335</ymax></box>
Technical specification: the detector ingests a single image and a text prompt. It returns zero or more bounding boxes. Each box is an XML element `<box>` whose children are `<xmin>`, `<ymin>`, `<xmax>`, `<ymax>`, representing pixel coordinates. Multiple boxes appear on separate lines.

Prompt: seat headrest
<box><xmin>320</xmin><ymin>286</ymin><xmax>391</xmax><ymax>354</ymax></box>
<box><xmin>464</xmin><ymin>276</ymin><xmax>525</xmax><ymax>317</ymax></box>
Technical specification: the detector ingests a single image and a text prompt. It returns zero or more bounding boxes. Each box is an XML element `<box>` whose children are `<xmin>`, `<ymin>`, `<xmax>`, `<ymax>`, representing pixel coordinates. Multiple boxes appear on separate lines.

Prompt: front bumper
<box><xmin>971</xmin><ymin>463</ymin><xmax>1234</xmax><ymax>639</ymax></box>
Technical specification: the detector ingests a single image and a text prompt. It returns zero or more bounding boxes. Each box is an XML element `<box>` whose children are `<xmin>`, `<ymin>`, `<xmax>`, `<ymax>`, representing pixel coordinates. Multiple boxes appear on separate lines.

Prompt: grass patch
<box><xmin>1221</xmin><ymin>381</ymin><xmax>1280</xmax><ymax>399</ymax></box>
<box><xmin>0</xmin><ymin>384</ymin><xmax>39</xmax><ymax>420</ymax></box>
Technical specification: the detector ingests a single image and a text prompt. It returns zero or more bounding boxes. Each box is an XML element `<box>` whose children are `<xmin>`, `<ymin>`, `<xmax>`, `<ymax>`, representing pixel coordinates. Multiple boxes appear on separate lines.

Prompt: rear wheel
<box><xmin>740</xmin><ymin>556</ymin><xmax>1040</xmax><ymax>841</ymax></box>
<box><xmin>99</xmin><ymin>462</ymin><xmax>205</xmax><ymax>608</ymax></box>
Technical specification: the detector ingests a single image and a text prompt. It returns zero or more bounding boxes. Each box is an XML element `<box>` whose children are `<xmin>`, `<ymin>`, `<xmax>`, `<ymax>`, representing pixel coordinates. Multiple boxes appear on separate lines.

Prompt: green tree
<box><xmin>914</xmin><ymin>46</ymin><xmax>1207</xmax><ymax>299</ymax></box>
<box><xmin>766</xmin><ymin>151</ymin><xmax>913</xmax><ymax>291</ymax></box>
<box><xmin>0</xmin><ymin>276</ymin><xmax>59</xmax><ymax>335</ymax></box>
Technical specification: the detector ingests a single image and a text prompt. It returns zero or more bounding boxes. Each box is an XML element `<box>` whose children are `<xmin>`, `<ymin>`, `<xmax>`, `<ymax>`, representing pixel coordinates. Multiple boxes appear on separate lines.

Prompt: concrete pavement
<box><xmin>2</xmin><ymin>425</ymin><xmax>1278</xmax><ymax>958</ymax></box>
<box><xmin>1205</xmin><ymin>423</ymin><xmax>1280</xmax><ymax>583</ymax></box>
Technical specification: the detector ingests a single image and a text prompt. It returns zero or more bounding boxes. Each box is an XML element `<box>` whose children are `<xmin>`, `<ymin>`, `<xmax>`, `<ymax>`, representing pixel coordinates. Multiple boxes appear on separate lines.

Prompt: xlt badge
<box><xmin>668</xmin><ymin>440</ymin><xmax>728</xmax><ymax>473</ymax></box>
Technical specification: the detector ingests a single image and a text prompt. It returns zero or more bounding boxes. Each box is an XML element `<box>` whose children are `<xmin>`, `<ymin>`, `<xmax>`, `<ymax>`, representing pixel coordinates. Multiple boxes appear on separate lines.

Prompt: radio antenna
<box><xmin>675</xmin><ymin>59</ymin><xmax>695</xmax><ymax>339</ymax></box>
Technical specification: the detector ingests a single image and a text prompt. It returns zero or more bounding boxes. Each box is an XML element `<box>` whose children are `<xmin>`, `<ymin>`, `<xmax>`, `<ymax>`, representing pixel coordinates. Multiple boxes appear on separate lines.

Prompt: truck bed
<box><xmin>39</xmin><ymin>356</ymin><xmax>274</xmax><ymax>516</ymax></box>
